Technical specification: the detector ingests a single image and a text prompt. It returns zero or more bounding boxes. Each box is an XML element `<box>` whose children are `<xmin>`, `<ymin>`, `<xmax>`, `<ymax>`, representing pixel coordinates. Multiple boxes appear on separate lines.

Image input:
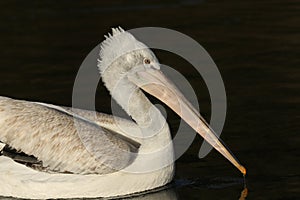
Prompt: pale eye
<box><xmin>143</xmin><ymin>58</ymin><xmax>151</xmax><ymax>65</ymax></box>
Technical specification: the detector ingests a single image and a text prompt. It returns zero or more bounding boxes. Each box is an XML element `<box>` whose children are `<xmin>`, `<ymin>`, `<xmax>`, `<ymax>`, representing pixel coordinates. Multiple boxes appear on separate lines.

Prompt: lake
<box><xmin>0</xmin><ymin>0</ymin><xmax>299</xmax><ymax>199</ymax></box>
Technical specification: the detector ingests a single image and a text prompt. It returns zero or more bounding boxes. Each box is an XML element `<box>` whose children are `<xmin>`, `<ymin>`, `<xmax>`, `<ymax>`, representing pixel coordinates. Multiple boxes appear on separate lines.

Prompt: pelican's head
<box><xmin>97</xmin><ymin>27</ymin><xmax>246</xmax><ymax>175</ymax></box>
<box><xmin>98</xmin><ymin>27</ymin><xmax>160</xmax><ymax>93</ymax></box>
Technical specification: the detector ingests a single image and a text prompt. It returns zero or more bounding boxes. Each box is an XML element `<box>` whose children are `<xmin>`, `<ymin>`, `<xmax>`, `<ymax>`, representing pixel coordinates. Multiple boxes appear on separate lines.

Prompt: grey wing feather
<box><xmin>59</xmin><ymin>106</ymin><xmax>141</xmax><ymax>147</ymax></box>
<box><xmin>0</xmin><ymin>96</ymin><xmax>140</xmax><ymax>174</ymax></box>
<box><xmin>0</xmin><ymin>142</ymin><xmax>5</xmax><ymax>152</ymax></box>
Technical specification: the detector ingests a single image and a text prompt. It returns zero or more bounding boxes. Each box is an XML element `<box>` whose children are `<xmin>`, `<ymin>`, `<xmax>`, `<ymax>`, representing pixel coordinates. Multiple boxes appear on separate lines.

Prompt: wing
<box><xmin>0</xmin><ymin>142</ymin><xmax>4</xmax><ymax>152</ymax></box>
<box><xmin>0</xmin><ymin>96</ymin><xmax>140</xmax><ymax>174</ymax></box>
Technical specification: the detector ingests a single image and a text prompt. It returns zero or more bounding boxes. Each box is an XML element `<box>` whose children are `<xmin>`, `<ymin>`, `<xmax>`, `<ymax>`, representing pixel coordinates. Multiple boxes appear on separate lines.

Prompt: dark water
<box><xmin>0</xmin><ymin>0</ymin><xmax>299</xmax><ymax>199</ymax></box>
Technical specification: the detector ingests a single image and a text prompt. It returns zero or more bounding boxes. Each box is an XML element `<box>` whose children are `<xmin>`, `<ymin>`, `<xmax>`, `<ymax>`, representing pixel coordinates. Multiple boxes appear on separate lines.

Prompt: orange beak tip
<box><xmin>241</xmin><ymin>165</ymin><xmax>247</xmax><ymax>176</ymax></box>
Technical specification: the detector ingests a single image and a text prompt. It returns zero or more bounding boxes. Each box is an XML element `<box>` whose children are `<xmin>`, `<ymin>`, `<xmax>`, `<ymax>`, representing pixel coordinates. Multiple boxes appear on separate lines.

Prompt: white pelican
<box><xmin>0</xmin><ymin>27</ymin><xmax>246</xmax><ymax>199</ymax></box>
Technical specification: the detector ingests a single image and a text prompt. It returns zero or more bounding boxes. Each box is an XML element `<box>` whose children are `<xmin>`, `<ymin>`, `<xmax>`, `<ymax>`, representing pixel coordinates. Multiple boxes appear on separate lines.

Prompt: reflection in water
<box><xmin>174</xmin><ymin>177</ymin><xmax>248</xmax><ymax>200</ymax></box>
<box><xmin>90</xmin><ymin>181</ymin><xmax>247</xmax><ymax>200</ymax></box>
<box><xmin>0</xmin><ymin>178</ymin><xmax>248</xmax><ymax>200</ymax></box>
<box><xmin>123</xmin><ymin>180</ymin><xmax>248</xmax><ymax>200</ymax></box>
<box><xmin>0</xmin><ymin>188</ymin><xmax>176</xmax><ymax>200</ymax></box>
<box><xmin>123</xmin><ymin>188</ymin><xmax>178</xmax><ymax>200</ymax></box>
<box><xmin>239</xmin><ymin>188</ymin><xmax>248</xmax><ymax>200</ymax></box>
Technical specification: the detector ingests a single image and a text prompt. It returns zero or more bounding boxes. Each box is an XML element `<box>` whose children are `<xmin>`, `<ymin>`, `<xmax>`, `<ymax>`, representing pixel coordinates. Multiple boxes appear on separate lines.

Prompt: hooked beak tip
<box><xmin>240</xmin><ymin>165</ymin><xmax>247</xmax><ymax>176</ymax></box>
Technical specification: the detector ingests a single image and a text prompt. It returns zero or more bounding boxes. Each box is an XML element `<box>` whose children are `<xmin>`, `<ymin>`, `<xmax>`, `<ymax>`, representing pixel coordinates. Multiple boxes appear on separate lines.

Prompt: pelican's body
<box><xmin>0</xmin><ymin>98</ymin><xmax>174</xmax><ymax>199</ymax></box>
<box><xmin>0</xmin><ymin>28</ymin><xmax>245</xmax><ymax>199</ymax></box>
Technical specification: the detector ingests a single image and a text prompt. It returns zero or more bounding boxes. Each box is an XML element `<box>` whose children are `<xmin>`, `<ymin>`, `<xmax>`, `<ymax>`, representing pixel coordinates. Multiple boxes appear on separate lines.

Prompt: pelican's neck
<box><xmin>113</xmin><ymin>78</ymin><xmax>166</xmax><ymax>132</ymax></box>
<box><xmin>101</xmin><ymin>66</ymin><xmax>174</xmax><ymax>171</ymax></box>
<box><xmin>101</xmin><ymin>59</ymin><xmax>173</xmax><ymax>151</ymax></box>
<box><xmin>101</xmin><ymin>63</ymin><xmax>165</xmax><ymax>129</ymax></box>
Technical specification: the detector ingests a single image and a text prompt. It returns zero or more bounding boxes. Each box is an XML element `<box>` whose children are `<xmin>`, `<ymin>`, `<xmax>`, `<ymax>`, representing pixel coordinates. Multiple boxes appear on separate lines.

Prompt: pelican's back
<box><xmin>0</xmin><ymin>96</ymin><xmax>139</xmax><ymax>174</ymax></box>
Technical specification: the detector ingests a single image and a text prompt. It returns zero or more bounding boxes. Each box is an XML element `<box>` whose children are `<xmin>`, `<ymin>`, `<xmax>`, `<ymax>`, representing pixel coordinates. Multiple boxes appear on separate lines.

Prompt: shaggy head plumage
<box><xmin>97</xmin><ymin>27</ymin><xmax>151</xmax><ymax>74</ymax></box>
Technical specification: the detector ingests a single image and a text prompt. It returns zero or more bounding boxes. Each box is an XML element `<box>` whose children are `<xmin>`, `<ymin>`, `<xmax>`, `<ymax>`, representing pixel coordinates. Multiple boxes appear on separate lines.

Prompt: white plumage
<box><xmin>0</xmin><ymin>27</ymin><xmax>245</xmax><ymax>199</ymax></box>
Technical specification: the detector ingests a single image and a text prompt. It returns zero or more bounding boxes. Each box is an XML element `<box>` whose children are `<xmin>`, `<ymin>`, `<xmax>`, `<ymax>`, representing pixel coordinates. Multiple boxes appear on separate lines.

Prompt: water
<box><xmin>0</xmin><ymin>0</ymin><xmax>299</xmax><ymax>199</ymax></box>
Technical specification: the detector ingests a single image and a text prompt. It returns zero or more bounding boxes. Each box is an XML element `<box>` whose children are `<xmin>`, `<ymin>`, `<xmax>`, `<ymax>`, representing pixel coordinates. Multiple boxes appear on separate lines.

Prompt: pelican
<box><xmin>0</xmin><ymin>27</ymin><xmax>246</xmax><ymax>199</ymax></box>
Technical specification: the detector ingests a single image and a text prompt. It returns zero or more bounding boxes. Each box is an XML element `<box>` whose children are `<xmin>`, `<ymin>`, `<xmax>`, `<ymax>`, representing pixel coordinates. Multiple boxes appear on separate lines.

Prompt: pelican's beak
<box><xmin>128</xmin><ymin>67</ymin><xmax>246</xmax><ymax>175</ymax></box>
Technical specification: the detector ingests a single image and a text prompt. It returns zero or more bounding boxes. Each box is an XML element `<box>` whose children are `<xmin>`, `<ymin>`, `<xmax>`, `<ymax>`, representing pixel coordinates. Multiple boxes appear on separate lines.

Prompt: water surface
<box><xmin>0</xmin><ymin>0</ymin><xmax>299</xmax><ymax>199</ymax></box>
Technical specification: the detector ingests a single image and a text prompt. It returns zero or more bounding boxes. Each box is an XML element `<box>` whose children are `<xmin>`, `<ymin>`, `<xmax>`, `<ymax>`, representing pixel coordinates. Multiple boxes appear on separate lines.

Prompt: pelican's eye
<box><xmin>143</xmin><ymin>58</ymin><xmax>151</xmax><ymax>65</ymax></box>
